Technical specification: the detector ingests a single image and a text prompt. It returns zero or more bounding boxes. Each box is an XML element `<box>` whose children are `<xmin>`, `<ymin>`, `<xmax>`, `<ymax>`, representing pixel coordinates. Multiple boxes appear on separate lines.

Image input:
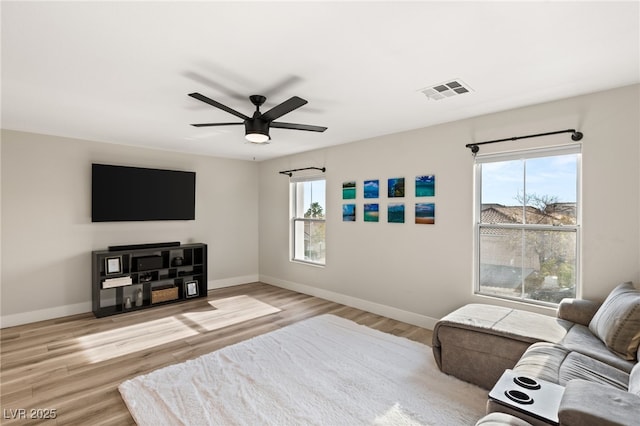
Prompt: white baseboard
<box><xmin>260</xmin><ymin>275</ymin><xmax>439</xmax><ymax>330</ymax></box>
<box><xmin>1</xmin><ymin>302</ymin><xmax>92</xmax><ymax>329</ymax></box>
<box><xmin>1</xmin><ymin>274</ymin><xmax>261</xmax><ymax>328</ymax></box>
<box><xmin>208</xmin><ymin>274</ymin><xmax>259</xmax><ymax>290</ymax></box>
<box><xmin>2</xmin><ymin>275</ymin><xmax>431</xmax><ymax>329</ymax></box>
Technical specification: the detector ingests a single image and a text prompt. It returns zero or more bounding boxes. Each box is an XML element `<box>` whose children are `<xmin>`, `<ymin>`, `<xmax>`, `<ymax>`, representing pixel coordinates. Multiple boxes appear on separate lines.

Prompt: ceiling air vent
<box><xmin>419</xmin><ymin>79</ymin><xmax>473</xmax><ymax>101</ymax></box>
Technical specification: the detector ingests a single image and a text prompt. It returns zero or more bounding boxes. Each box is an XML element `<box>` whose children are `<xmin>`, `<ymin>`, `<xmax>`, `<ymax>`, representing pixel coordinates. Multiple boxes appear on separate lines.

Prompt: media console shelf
<box><xmin>92</xmin><ymin>242</ymin><xmax>208</xmax><ymax>318</ymax></box>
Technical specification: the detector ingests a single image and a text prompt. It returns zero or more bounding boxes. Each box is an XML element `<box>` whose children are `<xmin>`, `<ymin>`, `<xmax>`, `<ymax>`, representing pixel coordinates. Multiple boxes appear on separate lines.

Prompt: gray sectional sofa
<box><xmin>433</xmin><ymin>282</ymin><xmax>640</xmax><ymax>425</ymax></box>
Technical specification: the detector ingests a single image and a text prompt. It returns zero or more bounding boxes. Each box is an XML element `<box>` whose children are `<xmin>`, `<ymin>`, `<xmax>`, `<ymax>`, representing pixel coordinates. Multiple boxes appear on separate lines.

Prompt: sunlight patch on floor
<box><xmin>77</xmin><ymin>316</ymin><xmax>198</xmax><ymax>363</ymax></box>
<box><xmin>181</xmin><ymin>295</ymin><xmax>281</xmax><ymax>331</ymax></box>
<box><xmin>373</xmin><ymin>403</ymin><xmax>424</xmax><ymax>425</ymax></box>
<box><xmin>77</xmin><ymin>295</ymin><xmax>281</xmax><ymax>363</ymax></box>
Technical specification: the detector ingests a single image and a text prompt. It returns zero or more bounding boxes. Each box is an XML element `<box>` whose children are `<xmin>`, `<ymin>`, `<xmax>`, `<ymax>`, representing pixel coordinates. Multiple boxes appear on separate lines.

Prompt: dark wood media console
<box><xmin>92</xmin><ymin>242</ymin><xmax>208</xmax><ymax>317</ymax></box>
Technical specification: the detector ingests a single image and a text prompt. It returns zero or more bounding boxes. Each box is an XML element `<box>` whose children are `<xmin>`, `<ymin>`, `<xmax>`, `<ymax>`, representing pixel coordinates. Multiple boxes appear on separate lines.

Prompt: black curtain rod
<box><xmin>279</xmin><ymin>166</ymin><xmax>326</xmax><ymax>177</ymax></box>
<box><xmin>466</xmin><ymin>129</ymin><xmax>583</xmax><ymax>154</ymax></box>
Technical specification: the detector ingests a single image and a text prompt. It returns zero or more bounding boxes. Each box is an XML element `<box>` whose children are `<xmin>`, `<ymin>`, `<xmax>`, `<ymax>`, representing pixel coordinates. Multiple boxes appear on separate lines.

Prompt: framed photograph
<box><xmin>388</xmin><ymin>177</ymin><xmax>405</xmax><ymax>198</ymax></box>
<box><xmin>415</xmin><ymin>175</ymin><xmax>435</xmax><ymax>197</ymax></box>
<box><xmin>342</xmin><ymin>181</ymin><xmax>356</xmax><ymax>199</ymax></box>
<box><xmin>364</xmin><ymin>179</ymin><xmax>379</xmax><ymax>198</ymax></box>
<box><xmin>184</xmin><ymin>280</ymin><xmax>199</xmax><ymax>298</ymax></box>
<box><xmin>342</xmin><ymin>204</ymin><xmax>356</xmax><ymax>221</ymax></box>
<box><xmin>415</xmin><ymin>203</ymin><xmax>435</xmax><ymax>224</ymax></box>
<box><xmin>105</xmin><ymin>256</ymin><xmax>122</xmax><ymax>275</ymax></box>
<box><xmin>364</xmin><ymin>203</ymin><xmax>379</xmax><ymax>222</ymax></box>
<box><xmin>388</xmin><ymin>203</ymin><xmax>405</xmax><ymax>223</ymax></box>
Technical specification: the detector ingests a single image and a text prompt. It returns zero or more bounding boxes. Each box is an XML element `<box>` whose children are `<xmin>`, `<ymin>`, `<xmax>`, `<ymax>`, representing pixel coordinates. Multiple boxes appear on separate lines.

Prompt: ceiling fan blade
<box><xmin>271</xmin><ymin>122</ymin><xmax>328</xmax><ymax>132</ymax></box>
<box><xmin>188</xmin><ymin>92</ymin><xmax>249</xmax><ymax>120</ymax></box>
<box><xmin>182</xmin><ymin>72</ymin><xmax>246</xmax><ymax>100</ymax></box>
<box><xmin>261</xmin><ymin>96</ymin><xmax>308</xmax><ymax>122</ymax></box>
<box><xmin>191</xmin><ymin>122</ymin><xmax>244</xmax><ymax>127</ymax></box>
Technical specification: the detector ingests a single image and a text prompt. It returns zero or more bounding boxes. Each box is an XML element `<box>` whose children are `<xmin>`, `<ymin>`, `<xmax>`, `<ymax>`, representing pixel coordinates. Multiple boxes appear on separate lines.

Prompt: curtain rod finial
<box><xmin>572</xmin><ymin>131</ymin><xmax>583</xmax><ymax>141</ymax></box>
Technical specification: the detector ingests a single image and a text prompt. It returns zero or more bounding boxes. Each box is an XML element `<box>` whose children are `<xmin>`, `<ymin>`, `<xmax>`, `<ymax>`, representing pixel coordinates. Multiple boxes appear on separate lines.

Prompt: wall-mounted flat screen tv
<box><xmin>92</xmin><ymin>164</ymin><xmax>196</xmax><ymax>222</ymax></box>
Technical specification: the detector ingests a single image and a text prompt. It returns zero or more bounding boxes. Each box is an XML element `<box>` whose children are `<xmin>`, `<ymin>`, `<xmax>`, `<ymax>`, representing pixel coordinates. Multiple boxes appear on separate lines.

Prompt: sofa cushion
<box><xmin>476</xmin><ymin>412</ymin><xmax>533</xmax><ymax>426</ymax></box>
<box><xmin>557</xmin><ymin>298</ymin><xmax>601</xmax><ymax>327</ymax></box>
<box><xmin>559</xmin><ymin>380</ymin><xmax>640</xmax><ymax>426</ymax></box>
<box><xmin>559</xmin><ymin>351</ymin><xmax>629</xmax><ymax>391</ymax></box>
<box><xmin>433</xmin><ymin>303</ymin><xmax>573</xmax><ymax>345</ymax></box>
<box><xmin>513</xmin><ymin>342</ymin><xmax>569</xmax><ymax>384</ymax></box>
<box><xmin>588</xmin><ymin>282</ymin><xmax>640</xmax><ymax>360</ymax></box>
<box><xmin>561</xmin><ymin>324</ymin><xmax>635</xmax><ymax>373</ymax></box>
<box><xmin>630</xmin><ymin>363</ymin><xmax>640</xmax><ymax>397</ymax></box>
<box><xmin>514</xmin><ymin>342</ymin><xmax>629</xmax><ymax>390</ymax></box>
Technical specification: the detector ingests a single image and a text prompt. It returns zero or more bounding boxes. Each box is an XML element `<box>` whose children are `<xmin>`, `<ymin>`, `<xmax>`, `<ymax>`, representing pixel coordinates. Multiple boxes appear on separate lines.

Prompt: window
<box><xmin>475</xmin><ymin>145</ymin><xmax>581</xmax><ymax>304</ymax></box>
<box><xmin>291</xmin><ymin>177</ymin><xmax>326</xmax><ymax>265</ymax></box>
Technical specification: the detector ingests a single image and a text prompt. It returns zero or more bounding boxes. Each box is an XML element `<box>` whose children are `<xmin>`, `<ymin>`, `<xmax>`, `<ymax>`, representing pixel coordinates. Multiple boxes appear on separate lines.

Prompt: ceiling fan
<box><xmin>188</xmin><ymin>92</ymin><xmax>327</xmax><ymax>143</ymax></box>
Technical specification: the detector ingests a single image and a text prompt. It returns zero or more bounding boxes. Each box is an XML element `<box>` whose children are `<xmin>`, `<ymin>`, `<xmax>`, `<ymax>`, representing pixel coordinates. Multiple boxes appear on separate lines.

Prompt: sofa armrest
<box><xmin>556</xmin><ymin>299</ymin><xmax>601</xmax><ymax>326</ymax></box>
<box><xmin>558</xmin><ymin>380</ymin><xmax>640</xmax><ymax>426</ymax></box>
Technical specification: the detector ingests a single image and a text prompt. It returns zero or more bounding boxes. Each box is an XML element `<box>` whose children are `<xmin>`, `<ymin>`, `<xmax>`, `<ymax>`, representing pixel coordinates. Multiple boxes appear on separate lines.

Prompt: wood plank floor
<box><xmin>0</xmin><ymin>282</ymin><xmax>433</xmax><ymax>425</ymax></box>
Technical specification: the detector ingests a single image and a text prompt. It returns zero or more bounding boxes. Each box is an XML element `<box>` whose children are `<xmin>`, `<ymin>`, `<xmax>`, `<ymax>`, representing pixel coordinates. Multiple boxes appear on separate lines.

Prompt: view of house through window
<box><xmin>291</xmin><ymin>178</ymin><xmax>326</xmax><ymax>265</ymax></box>
<box><xmin>475</xmin><ymin>145</ymin><xmax>580</xmax><ymax>304</ymax></box>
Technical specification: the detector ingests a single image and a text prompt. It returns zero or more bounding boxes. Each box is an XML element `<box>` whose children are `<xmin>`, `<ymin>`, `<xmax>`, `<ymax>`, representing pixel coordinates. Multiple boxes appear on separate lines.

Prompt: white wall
<box><xmin>2</xmin><ymin>85</ymin><xmax>638</xmax><ymax>329</ymax></box>
<box><xmin>1</xmin><ymin>130</ymin><xmax>259</xmax><ymax>327</ymax></box>
<box><xmin>259</xmin><ymin>85</ymin><xmax>640</xmax><ymax>328</ymax></box>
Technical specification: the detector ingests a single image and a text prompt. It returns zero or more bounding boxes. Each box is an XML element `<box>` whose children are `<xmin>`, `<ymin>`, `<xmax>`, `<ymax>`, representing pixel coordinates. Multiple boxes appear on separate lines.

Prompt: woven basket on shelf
<box><xmin>151</xmin><ymin>287</ymin><xmax>178</xmax><ymax>304</ymax></box>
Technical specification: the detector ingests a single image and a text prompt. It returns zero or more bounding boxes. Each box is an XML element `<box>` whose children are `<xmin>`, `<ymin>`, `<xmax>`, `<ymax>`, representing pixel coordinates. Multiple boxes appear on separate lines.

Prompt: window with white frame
<box><xmin>474</xmin><ymin>144</ymin><xmax>581</xmax><ymax>304</ymax></box>
<box><xmin>291</xmin><ymin>177</ymin><xmax>326</xmax><ymax>265</ymax></box>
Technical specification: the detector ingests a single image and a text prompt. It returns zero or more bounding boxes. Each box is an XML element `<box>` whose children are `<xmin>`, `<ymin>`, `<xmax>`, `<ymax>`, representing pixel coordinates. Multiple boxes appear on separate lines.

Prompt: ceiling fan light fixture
<box><xmin>245</xmin><ymin>119</ymin><xmax>271</xmax><ymax>143</ymax></box>
<box><xmin>245</xmin><ymin>132</ymin><xmax>270</xmax><ymax>143</ymax></box>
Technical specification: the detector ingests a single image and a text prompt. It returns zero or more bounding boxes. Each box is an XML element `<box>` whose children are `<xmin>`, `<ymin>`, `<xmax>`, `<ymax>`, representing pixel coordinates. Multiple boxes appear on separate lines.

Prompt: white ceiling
<box><xmin>2</xmin><ymin>1</ymin><xmax>639</xmax><ymax>161</ymax></box>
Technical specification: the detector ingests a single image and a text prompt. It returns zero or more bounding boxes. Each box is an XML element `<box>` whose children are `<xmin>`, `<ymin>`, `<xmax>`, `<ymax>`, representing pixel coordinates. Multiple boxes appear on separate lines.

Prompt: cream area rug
<box><xmin>119</xmin><ymin>314</ymin><xmax>487</xmax><ymax>425</ymax></box>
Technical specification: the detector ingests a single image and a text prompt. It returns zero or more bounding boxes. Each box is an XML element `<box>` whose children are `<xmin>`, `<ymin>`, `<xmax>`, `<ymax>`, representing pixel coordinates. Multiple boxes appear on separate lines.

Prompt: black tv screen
<box><xmin>92</xmin><ymin>164</ymin><xmax>196</xmax><ymax>222</ymax></box>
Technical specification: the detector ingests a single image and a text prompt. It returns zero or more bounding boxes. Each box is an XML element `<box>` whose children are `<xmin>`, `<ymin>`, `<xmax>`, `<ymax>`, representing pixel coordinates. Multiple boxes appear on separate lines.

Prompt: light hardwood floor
<box><xmin>1</xmin><ymin>282</ymin><xmax>433</xmax><ymax>425</ymax></box>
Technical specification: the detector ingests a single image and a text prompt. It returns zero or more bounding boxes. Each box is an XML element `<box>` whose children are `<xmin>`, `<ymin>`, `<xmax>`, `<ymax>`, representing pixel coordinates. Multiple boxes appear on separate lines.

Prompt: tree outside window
<box><xmin>476</xmin><ymin>146</ymin><xmax>580</xmax><ymax>304</ymax></box>
<box><xmin>292</xmin><ymin>179</ymin><xmax>326</xmax><ymax>265</ymax></box>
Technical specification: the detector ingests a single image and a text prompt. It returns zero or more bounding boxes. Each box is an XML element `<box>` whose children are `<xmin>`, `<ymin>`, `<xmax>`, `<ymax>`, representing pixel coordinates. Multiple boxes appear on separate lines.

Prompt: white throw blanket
<box><xmin>119</xmin><ymin>314</ymin><xmax>486</xmax><ymax>425</ymax></box>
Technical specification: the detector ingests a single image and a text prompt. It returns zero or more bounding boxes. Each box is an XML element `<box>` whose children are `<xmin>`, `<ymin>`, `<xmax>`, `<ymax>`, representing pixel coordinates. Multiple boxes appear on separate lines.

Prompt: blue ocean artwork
<box><xmin>364</xmin><ymin>203</ymin><xmax>379</xmax><ymax>222</ymax></box>
<box><xmin>342</xmin><ymin>181</ymin><xmax>356</xmax><ymax>199</ymax></box>
<box><xmin>387</xmin><ymin>203</ymin><xmax>405</xmax><ymax>223</ymax></box>
<box><xmin>415</xmin><ymin>175</ymin><xmax>435</xmax><ymax>197</ymax></box>
<box><xmin>342</xmin><ymin>204</ymin><xmax>356</xmax><ymax>221</ymax></box>
<box><xmin>388</xmin><ymin>178</ymin><xmax>405</xmax><ymax>198</ymax></box>
<box><xmin>364</xmin><ymin>180</ymin><xmax>379</xmax><ymax>198</ymax></box>
<box><xmin>415</xmin><ymin>203</ymin><xmax>435</xmax><ymax>224</ymax></box>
